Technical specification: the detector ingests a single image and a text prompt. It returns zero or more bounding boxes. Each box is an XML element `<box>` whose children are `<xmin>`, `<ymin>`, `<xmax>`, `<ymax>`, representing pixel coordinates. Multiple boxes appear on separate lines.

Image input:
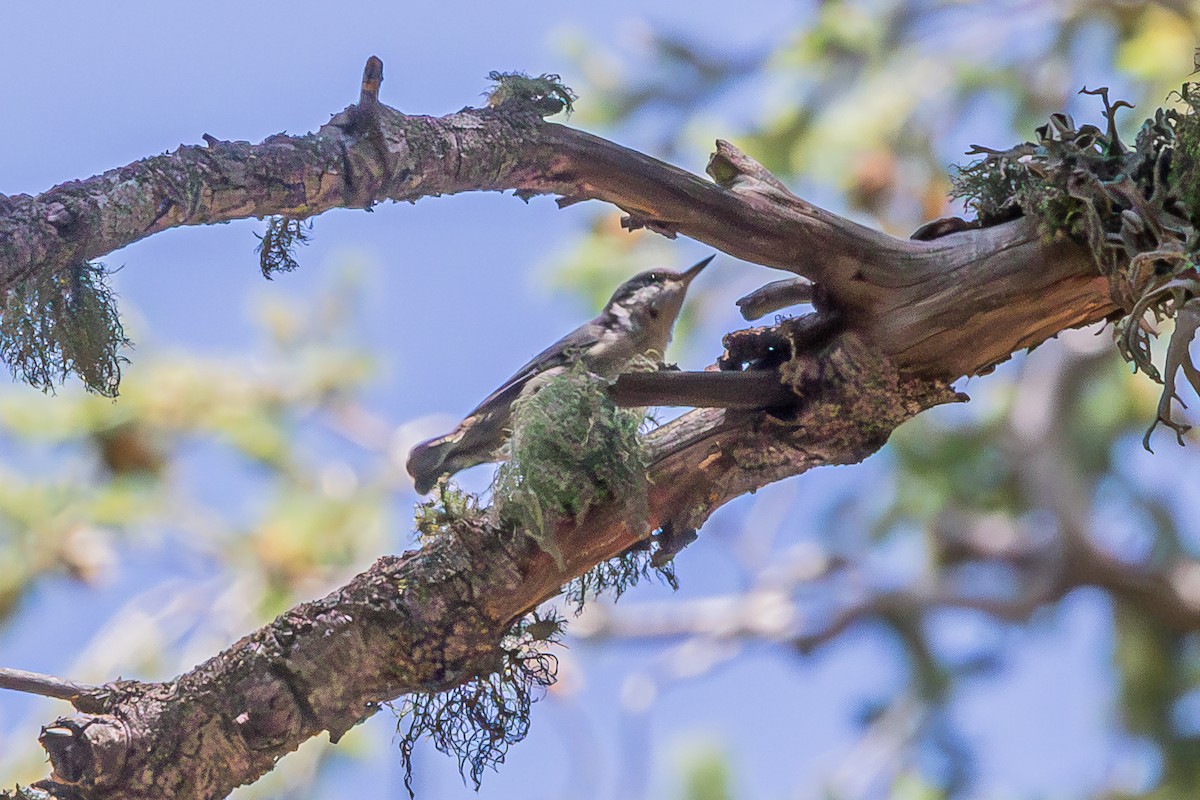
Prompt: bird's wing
<box><xmin>406</xmin><ymin>319</ymin><xmax>606</xmax><ymax>493</ymax></box>
<box><xmin>461</xmin><ymin>319</ymin><xmax>605</xmax><ymax>417</ymax></box>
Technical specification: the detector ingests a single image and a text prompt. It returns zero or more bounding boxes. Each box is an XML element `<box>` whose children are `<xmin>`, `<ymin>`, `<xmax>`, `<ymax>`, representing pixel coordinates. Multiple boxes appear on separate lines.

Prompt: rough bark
<box><xmin>0</xmin><ymin>60</ymin><xmax>1122</xmax><ymax>799</ymax></box>
<box><xmin>22</xmin><ymin>332</ymin><xmax>958</xmax><ymax>800</ymax></box>
<box><xmin>0</xmin><ymin>73</ymin><xmax>1114</xmax><ymax>380</ymax></box>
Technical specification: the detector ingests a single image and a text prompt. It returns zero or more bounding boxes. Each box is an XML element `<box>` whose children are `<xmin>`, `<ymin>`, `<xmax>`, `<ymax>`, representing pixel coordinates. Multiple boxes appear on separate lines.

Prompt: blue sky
<box><xmin>0</xmin><ymin>3</ymin><xmax>1150</xmax><ymax>798</ymax></box>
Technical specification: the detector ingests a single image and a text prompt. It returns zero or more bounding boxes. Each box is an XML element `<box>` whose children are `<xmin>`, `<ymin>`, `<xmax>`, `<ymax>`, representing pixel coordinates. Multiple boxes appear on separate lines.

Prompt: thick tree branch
<box><xmin>19</xmin><ymin>330</ymin><xmax>957</xmax><ymax>800</ymax></box>
<box><xmin>1</xmin><ymin>64</ymin><xmax>1114</xmax><ymax>382</ymax></box>
<box><xmin>0</xmin><ymin>59</ymin><xmax>1135</xmax><ymax>799</ymax></box>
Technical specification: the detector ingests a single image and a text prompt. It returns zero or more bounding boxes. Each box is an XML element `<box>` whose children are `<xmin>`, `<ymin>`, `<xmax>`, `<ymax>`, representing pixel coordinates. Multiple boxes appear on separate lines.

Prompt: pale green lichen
<box><xmin>485</xmin><ymin>71</ymin><xmax>577</xmax><ymax>117</ymax></box>
<box><xmin>492</xmin><ymin>363</ymin><xmax>648</xmax><ymax>567</ymax></box>
<box><xmin>0</xmin><ymin>261</ymin><xmax>130</xmax><ymax>397</ymax></box>
<box><xmin>397</xmin><ymin>366</ymin><xmax>684</xmax><ymax>791</ymax></box>
<box><xmin>413</xmin><ymin>483</ymin><xmax>486</xmax><ymax>544</ymax></box>
<box><xmin>952</xmin><ymin>82</ymin><xmax>1200</xmax><ymax>447</ymax></box>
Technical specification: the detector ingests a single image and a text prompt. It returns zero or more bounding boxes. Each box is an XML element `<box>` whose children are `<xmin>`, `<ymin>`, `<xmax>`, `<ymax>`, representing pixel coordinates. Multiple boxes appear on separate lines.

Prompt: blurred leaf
<box><xmin>678</xmin><ymin>746</ymin><xmax>733</xmax><ymax>800</ymax></box>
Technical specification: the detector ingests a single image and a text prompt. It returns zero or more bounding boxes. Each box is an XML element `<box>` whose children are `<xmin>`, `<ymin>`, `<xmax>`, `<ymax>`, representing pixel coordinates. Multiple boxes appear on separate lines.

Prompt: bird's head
<box><xmin>603</xmin><ymin>255</ymin><xmax>713</xmax><ymax>335</ymax></box>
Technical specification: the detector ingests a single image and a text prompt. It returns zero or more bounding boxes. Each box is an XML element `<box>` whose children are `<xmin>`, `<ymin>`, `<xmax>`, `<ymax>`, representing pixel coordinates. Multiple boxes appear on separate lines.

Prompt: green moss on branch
<box><xmin>492</xmin><ymin>364</ymin><xmax>648</xmax><ymax>566</ymax></box>
<box><xmin>952</xmin><ymin>82</ymin><xmax>1200</xmax><ymax>447</ymax></box>
<box><xmin>485</xmin><ymin>71</ymin><xmax>577</xmax><ymax>117</ymax></box>
<box><xmin>0</xmin><ymin>261</ymin><xmax>130</xmax><ymax>397</ymax></box>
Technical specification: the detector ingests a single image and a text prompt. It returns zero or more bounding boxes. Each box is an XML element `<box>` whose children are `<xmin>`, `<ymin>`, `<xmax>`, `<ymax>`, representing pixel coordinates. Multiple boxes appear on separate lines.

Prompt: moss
<box><xmin>0</xmin><ymin>260</ymin><xmax>130</xmax><ymax>397</ymax></box>
<box><xmin>393</xmin><ymin>610</ymin><xmax>564</xmax><ymax>796</ymax></box>
<box><xmin>950</xmin><ymin>158</ymin><xmax>1031</xmax><ymax>226</ymax></box>
<box><xmin>565</xmin><ymin>540</ymin><xmax>678</xmax><ymax>610</ymax></box>
<box><xmin>413</xmin><ymin>484</ymin><xmax>486</xmax><ymax>543</ymax></box>
<box><xmin>256</xmin><ymin>216</ymin><xmax>312</xmax><ymax>279</ymax></box>
<box><xmin>492</xmin><ymin>363</ymin><xmax>648</xmax><ymax>567</ymax></box>
<box><xmin>485</xmin><ymin>71</ymin><xmax>577</xmax><ymax>117</ymax></box>
<box><xmin>1169</xmin><ymin>83</ymin><xmax>1200</xmax><ymax>222</ymax></box>
<box><xmin>952</xmin><ymin>82</ymin><xmax>1200</xmax><ymax>442</ymax></box>
<box><xmin>952</xmin><ymin>93</ymin><xmax>1142</xmax><ymax>270</ymax></box>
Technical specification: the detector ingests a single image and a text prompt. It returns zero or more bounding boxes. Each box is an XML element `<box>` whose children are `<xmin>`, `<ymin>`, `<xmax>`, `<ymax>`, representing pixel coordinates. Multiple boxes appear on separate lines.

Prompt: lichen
<box><xmin>0</xmin><ymin>787</ymin><xmax>49</xmax><ymax>800</ymax></box>
<box><xmin>393</xmin><ymin>610</ymin><xmax>564</xmax><ymax>797</ymax></box>
<box><xmin>398</xmin><ymin>367</ymin><xmax>685</xmax><ymax>789</ymax></box>
<box><xmin>492</xmin><ymin>363</ymin><xmax>648</xmax><ymax>567</ymax></box>
<box><xmin>414</xmin><ymin>483</ymin><xmax>486</xmax><ymax>544</ymax></box>
<box><xmin>256</xmin><ymin>216</ymin><xmax>312</xmax><ymax>279</ymax></box>
<box><xmin>565</xmin><ymin>537</ymin><xmax>679</xmax><ymax>610</ymax></box>
<box><xmin>485</xmin><ymin>71</ymin><xmax>577</xmax><ymax>117</ymax></box>
<box><xmin>952</xmin><ymin>82</ymin><xmax>1200</xmax><ymax>448</ymax></box>
<box><xmin>1171</xmin><ymin>82</ymin><xmax>1200</xmax><ymax>222</ymax></box>
<box><xmin>0</xmin><ymin>260</ymin><xmax>130</xmax><ymax>397</ymax></box>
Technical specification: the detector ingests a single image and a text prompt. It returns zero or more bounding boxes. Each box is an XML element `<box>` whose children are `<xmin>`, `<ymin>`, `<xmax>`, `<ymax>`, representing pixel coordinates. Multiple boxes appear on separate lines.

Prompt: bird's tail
<box><xmin>407</xmin><ymin>403</ymin><xmax>515</xmax><ymax>493</ymax></box>
<box><xmin>406</xmin><ymin>423</ymin><xmax>503</xmax><ymax>493</ymax></box>
<box><xmin>406</xmin><ymin>435</ymin><xmax>456</xmax><ymax>494</ymax></box>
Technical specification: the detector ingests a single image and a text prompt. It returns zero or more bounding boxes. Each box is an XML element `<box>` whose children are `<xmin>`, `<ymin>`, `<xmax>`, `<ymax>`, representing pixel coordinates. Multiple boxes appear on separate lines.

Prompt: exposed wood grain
<box><xmin>0</xmin><ymin>60</ymin><xmax>1129</xmax><ymax>800</ymax></box>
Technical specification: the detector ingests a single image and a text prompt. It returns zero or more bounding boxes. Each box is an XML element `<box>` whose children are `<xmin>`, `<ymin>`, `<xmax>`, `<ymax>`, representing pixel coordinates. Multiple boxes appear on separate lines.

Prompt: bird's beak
<box><xmin>680</xmin><ymin>254</ymin><xmax>715</xmax><ymax>285</ymax></box>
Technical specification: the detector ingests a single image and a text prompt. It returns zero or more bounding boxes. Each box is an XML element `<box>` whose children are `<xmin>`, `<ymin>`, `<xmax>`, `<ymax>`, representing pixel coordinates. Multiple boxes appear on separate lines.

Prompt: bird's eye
<box><xmin>648</xmin><ymin>273</ymin><xmax>659</xmax><ymax>281</ymax></box>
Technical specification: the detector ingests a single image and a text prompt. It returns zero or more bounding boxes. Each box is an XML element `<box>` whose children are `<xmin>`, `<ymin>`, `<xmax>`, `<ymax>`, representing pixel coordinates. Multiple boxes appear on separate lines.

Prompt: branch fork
<box><xmin>0</xmin><ymin>56</ymin><xmax>1136</xmax><ymax>799</ymax></box>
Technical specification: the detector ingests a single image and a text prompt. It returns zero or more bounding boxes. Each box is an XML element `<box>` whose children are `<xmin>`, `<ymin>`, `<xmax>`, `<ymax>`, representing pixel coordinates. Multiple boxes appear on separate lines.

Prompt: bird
<box><xmin>406</xmin><ymin>255</ymin><xmax>714</xmax><ymax>493</ymax></box>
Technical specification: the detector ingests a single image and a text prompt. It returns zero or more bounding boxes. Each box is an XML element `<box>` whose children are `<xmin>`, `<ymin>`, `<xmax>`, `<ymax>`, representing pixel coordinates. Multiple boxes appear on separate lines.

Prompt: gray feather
<box><xmin>406</xmin><ymin>323</ymin><xmax>604</xmax><ymax>493</ymax></box>
<box><xmin>406</xmin><ymin>256</ymin><xmax>712</xmax><ymax>493</ymax></box>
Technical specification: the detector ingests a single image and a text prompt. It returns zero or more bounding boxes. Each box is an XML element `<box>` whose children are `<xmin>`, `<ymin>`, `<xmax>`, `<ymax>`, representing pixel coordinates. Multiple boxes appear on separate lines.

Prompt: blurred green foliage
<box><xmin>548</xmin><ymin>2</ymin><xmax>1200</xmax><ymax>798</ymax></box>
<box><xmin>677</xmin><ymin>746</ymin><xmax>733</xmax><ymax>800</ymax></box>
<box><xmin>3</xmin><ymin>2</ymin><xmax>1200</xmax><ymax>799</ymax></box>
<box><xmin>0</xmin><ymin>273</ymin><xmax>391</xmax><ymax>788</ymax></box>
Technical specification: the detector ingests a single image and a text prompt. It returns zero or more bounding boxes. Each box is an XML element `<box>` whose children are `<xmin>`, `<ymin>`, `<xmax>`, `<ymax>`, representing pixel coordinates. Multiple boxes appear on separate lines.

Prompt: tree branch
<box><xmin>0</xmin><ymin>58</ymin><xmax>1137</xmax><ymax>799</ymax></box>
<box><xmin>0</xmin><ymin>668</ymin><xmax>101</xmax><ymax>707</ymax></box>
<box><xmin>21</xmin><ymin>329</ymin><xmax>958</xmax><ymax>800</ymax></box>
<box><xmin>1</xmin><ymin>62</ymin><xmax>1113</xmax><ymax>384</ymax></box>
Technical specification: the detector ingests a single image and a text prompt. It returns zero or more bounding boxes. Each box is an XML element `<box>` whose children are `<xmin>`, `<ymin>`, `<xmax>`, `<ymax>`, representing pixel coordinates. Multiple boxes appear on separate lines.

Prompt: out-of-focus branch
<box><xmin>573</xmin><ymin>561</ymin><xmax>1063</xmax><ymax>651</ymax></box>
<box><xmin>1005</xmin><ymin>338</ymin><xmax>1200</xmax><ymax>631</ymax></box>
<box><xmin>575</xmin><ymin>468</ymin><xmax>1200</xmax><ymax>655</ymax></box>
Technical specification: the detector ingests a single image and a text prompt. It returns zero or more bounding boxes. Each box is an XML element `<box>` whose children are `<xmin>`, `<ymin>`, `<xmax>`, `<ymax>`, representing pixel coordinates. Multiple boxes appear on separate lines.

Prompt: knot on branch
<box><xmin>707</xmin><ymin>139</ymin><xmax>795</xmax><ymax>198</ymax></box>
<box><xmin>780</xmin><ymin>327</ymin><xmax>962</xmax><ymax>447</ymax></box>
<box><xmin>719</xmin><ymin>316</ymin><xmax>964</xmax><ymax>474</ymax></box>
<box><xmin>232</xmin><ymin>672</ymin><xmax>307</xmax><ymax>749</ymax></box>
<box><xmin>36</xmin><ymin>715</ymin><xmax>129</xmax><ymax>795</ymax></box>
<box><xmin>953</xmin><ymin>83</ymin><xmax>1200</xmax><ymax>445</ymax></box>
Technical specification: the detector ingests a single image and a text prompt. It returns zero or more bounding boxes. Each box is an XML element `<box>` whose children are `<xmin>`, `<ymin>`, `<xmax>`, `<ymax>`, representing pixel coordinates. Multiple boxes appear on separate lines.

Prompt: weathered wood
<box><xmin>27</xmin><ymin>332</ymin><xmax>958</xmax><ymax>800</ymax></box>
<box><xmin>1</xmin><ymin>90</ymin><xmax>1113</xmax><ymax>383</ymax></box>
<box><xmin>0</xmin><ymin>60</ymin><xmax>1127</xmax><ymax>800</ymax></box>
